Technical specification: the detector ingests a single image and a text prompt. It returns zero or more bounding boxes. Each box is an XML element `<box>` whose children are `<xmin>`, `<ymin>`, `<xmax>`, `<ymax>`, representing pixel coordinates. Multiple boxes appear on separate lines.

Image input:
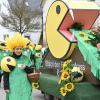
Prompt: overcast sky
<box><xmin>0</xmin><ymin>0</ymin><xmax>9</xmax><ymax>14</ymax></box>
<box><xmin>28</xmin><ymin>0</ymin><xmax>42</xmax><ymax>9</ymax></box>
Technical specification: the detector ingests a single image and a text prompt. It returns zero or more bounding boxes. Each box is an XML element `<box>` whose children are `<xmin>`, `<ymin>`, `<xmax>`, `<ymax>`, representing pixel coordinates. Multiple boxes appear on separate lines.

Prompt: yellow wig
<box><xmin>6</xmin><ymin>33</ymin><xmax>29</xmax><ymax>52</ymax></box>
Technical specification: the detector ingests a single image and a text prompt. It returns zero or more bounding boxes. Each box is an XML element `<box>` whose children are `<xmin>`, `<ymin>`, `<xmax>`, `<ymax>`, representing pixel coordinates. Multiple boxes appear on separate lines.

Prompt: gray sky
<box><xmin>27</xmin><ymin>0</ymin><xmax>42</xmax><ymax>9</ymax></box>
<box><xmin>7</xmin><ymin>0</ymin><xmax>42</xmax><ymax>11</ymax></box>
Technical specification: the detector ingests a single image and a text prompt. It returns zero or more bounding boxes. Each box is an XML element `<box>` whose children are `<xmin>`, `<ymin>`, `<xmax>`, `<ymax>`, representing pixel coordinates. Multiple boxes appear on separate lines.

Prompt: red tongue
<box><xmin>59</xmin><ymin>30</ymin><xmax>77</xmax><ymax>42</ymax></box>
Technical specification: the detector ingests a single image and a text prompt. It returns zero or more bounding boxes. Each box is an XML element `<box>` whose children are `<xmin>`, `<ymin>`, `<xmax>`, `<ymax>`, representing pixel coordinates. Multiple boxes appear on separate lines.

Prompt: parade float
<box><xmin>0</xmin><ymin>0</ymin><xmax>100</xmax><ymax>100</ymax></box>
<box><xmin>38</xmin><ymin>0</ymin><xmax>100</xmax><ymax>100</ymax></box>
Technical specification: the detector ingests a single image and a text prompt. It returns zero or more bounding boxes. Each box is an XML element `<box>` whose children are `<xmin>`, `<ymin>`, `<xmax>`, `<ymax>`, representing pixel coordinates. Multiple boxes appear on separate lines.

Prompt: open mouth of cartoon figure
<box><xmin>58</xmin><ymin>8</ymin><xmax>77</xmax><ymax>43</ymax></box>
<box><xmin>58</xmin><ymin>8</ymin><xmax>99</xmax><ymax>43</ymax></box>
<box><xmin>7</xmin><ymin>64</ymin><xmax>15</xmax><ymax>71</ymax></box>
<box><xmin>46</xmin><ymin>0</ymin><xmax>99</xmax><ymax>59</ymax></box>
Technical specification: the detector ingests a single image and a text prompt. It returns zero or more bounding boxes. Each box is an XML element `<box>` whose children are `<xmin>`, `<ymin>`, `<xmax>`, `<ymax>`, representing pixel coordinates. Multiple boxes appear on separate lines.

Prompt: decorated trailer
<box><xmin>38</xmin><ymin>0</ymin><xmax>100</xmax><ymax>100</ymax></box>
<box><xmin>0</xmin><ymin>0</ymin><xmax>100</xmax><ymax>100</ymax></box>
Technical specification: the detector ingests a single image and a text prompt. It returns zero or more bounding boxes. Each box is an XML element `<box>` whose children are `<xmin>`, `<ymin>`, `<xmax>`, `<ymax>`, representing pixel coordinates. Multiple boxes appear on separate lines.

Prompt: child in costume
<box><xmin>0</xmin><ymin>42</ymin><xmax>9</xmax><ymax>83</ymax></box>
<box><xmin>0</xmin><ymin>50</ymin><xmax>4</xmax><ymax>83</ymax></box>
<box><xmin>34</xmin><ymin>45</ymin><xmax>43</xmax><ymax>69</ymax></box>
<box><xmin>0</xmin><ymin>67</ymin><xmax>3</xmax><ymax>83</ymax></box>
<box><xmin>2</xmin><ymin>34</ymin><xmax>34</xmax><ymax>100</ymax></box>
<box><xmin>23</xmin><ymin>38</ymin><xmax>35</xmax><ymax>66</ymax></box>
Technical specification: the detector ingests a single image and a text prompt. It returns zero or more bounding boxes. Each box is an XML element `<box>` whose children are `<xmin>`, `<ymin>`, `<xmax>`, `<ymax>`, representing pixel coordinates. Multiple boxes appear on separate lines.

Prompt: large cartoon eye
<box><xmin>56</xmin><ymin>5</ymin><xmax>61</xmax><ymax>14</ymax></box>
<box><xmin>7</xmin><ymin>58</ymin><xmax>11</xmax><ymax>62</ymax></box>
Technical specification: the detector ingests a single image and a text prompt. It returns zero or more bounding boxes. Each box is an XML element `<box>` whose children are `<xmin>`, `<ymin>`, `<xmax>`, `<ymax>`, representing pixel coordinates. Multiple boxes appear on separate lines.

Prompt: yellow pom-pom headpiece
<box><xmin>6</xmin><ymin>33</ymin><xmax>28</xmax><ymax>52</ymax></box>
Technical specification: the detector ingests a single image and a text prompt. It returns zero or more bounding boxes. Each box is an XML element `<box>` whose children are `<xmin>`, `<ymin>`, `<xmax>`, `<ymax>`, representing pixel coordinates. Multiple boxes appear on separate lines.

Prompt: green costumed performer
<box><xmin>0</xmin><ymin>42</ymin><xmax>9</xmax><ymax>83</ymax></box>
<box><xmin>23</xmin><ymin>38</ymin><xmax>35</xmax><ymax>66</ymax></box>
<box><xmin>34</xmin><ymin>45</ymin><xmax>43</xmax><ymax>70</ymax></box>
<box><xmin>2</xmin><ymin>34</ymin><xmax>34</xmax><ymax>100</ymax></box>
<box><xmin>0</xmin><ymin>50</ymin><xmax>5</xmax><ymax>83</ymax></box>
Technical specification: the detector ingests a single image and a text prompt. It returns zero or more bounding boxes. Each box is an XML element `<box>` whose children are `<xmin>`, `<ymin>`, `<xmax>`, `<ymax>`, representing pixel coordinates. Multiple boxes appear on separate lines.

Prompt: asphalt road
<box><xmin>0</xmin><ymin>89</ymin><xmax>45</xmax><ymax>100</ymax></box>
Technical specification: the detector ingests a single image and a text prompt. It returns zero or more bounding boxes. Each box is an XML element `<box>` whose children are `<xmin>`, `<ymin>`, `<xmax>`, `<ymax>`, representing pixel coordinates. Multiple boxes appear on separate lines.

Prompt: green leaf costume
<box><xmin>23</xmin><ymin>47</ymin><xmax>35</xmax><ymax>65</ymax></box>
<box><xmin>0</xmin><ymin>50</ymin><xmax>10</xmax><ymax>74</ymax></box>
<box><xmin>6</xmin><ymin>54</ymin><xmax>32</xmax><ymax>100</ymax></box>
<box><xmin>35</xmin><ymin>50</ymin><xmax>43</xmax><ymax>69</ymax></box>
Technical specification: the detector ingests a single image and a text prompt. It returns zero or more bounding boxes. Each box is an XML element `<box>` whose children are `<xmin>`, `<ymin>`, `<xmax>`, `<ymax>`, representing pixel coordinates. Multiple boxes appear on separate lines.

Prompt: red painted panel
<box><xmin>59</xmin><ymin>10</ymin><xmax>99</xmax><ymax>30</ymax></box>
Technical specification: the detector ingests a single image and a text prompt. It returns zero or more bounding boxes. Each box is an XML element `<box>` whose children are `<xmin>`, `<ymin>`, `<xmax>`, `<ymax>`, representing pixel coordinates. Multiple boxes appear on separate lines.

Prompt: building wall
<box><xmin>43</xmin><ymin>0</ymin><xmax>55</xmax><ymax>46</ymax></box>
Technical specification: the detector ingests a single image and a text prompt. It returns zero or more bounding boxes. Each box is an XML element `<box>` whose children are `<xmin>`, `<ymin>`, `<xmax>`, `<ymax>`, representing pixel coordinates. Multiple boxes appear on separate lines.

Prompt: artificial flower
<box><xmin>60</xmin><ymin>87</ymin><xmax>67</xmax><ymax>96</ymax></box>
<box><xmin>97</xmin><ymin>43</ymin><xmax>100</xmax><ymax>50</ymax></box>
<box><xmin>79</xmin><ymin>31</ymin><xmax>84</xmax><ymax>37</ymax></box>
<box><xmin>32</xmin><ymin>82</ymin><xmax>39</xmax><ymax>89</ymax></box>
<box><xmin>62</xmin><ymin>60</ymin><xmax>72</xmax><ymax>71</ymax></box>
<box><xmin>58</xmin><ymin>71</ymin><xmax>70</xmax><ymax>84</ymax></box>
<box><xmin>65</xmin><ymin>83</ymin><xmax>74</xmax><ymax>92</ymax></box>
<box><xmin>84</xmin><ymin>37</ymin><xmax>89</xmax><ymax>43</ymax></box>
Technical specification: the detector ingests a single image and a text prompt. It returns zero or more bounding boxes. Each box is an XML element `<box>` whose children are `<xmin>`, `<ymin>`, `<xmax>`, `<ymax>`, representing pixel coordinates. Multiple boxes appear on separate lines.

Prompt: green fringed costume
<box><xmin>1</xmin><ymin>34</ymin><xmax>35</xmax><ymax>100</ymax></box>
<box><xmin>0</xmin><ymin>50</ymin><xmax>33</xmax><ymax>100</ymax></box>
<box><xmin>23</xmin><ymin>46</ymin><xmax>43</xmax><ymax>70</ymax></box>
<box><xmin>23</xmin><ymin>46</ymin><xmax>35</xmax><ymax>65</ymax></box>
<box><xmin>35</xmin><ymin>50</ymin><xmax>43</xmax><ymax>69</ymax></box>
<box><xmin>6</xmin><ymin>54</ymin><xmax>32</xmax><ymax>100</ymax></box>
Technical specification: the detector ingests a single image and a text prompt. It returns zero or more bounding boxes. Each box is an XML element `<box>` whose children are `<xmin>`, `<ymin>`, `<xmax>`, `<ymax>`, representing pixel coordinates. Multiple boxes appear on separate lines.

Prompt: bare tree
<box><xmin>90</xmin><ymin>0</ymin><xmax>95</xmax><ymax>1</ymax></box>
<box><xmin>0</xmin><ymin>0</ymin><xmax>42</xmax><ymax>34</ymax></box>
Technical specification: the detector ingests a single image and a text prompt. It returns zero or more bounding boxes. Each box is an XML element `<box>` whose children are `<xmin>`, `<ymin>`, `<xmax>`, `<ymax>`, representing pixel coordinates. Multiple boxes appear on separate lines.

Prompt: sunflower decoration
<box><xmin>64</xmin><ymin>83</ymin><xmax>74</xmax><ymax>92</ymax></box>
<box><xmin>79</xmin><ymin>31</ymin><xmax>84</xmax><ymax>37</ymax></box>
<box><xmin>61</xmin><ymin>60</ymin><xmax>72</xmax><ymax>72</ymax></box>
<box><xmin>84</xmin><ymin>36</ymin><xmax>89</xmax><ymax>43</ymax></box>
<box><xmin>88</xmin><ymin>30</ymin><xmax>100</xmax><ymax>47</ymax></box>
<box><xmin>58</xmin><ymin>71</ymin><xmax>70</xmax><ymax>84</ymax></box>
<box><xmin>58</xmin><ymin>60</ymin><xmax>75</xmax><ymax>97</ymax></box>
<box><xmin>32</xmin><ymin>82</ymin><xmax>39</xmax><ymax>89</ymax></box>
<box><xmin>61</xmin><ymin>71</ymin><xmax>70</xmax><ymax>81</ymax></box>
<box><xmin>60</xmin><ymin>87</ymin><xmax>67</xmax><ymax>96</ymax></box>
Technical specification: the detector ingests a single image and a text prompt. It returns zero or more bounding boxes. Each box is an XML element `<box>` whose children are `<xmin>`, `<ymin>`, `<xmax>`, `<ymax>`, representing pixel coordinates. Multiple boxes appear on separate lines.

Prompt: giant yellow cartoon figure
<box><xmin>46</xmin><ymin>0</ymin><xmax>100</xmax><ymax>59</ymax></box>
<box><xmin>46</xmin><ymin>0</ymin><xmax>77</xmax><ymax>59</ymax></box>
